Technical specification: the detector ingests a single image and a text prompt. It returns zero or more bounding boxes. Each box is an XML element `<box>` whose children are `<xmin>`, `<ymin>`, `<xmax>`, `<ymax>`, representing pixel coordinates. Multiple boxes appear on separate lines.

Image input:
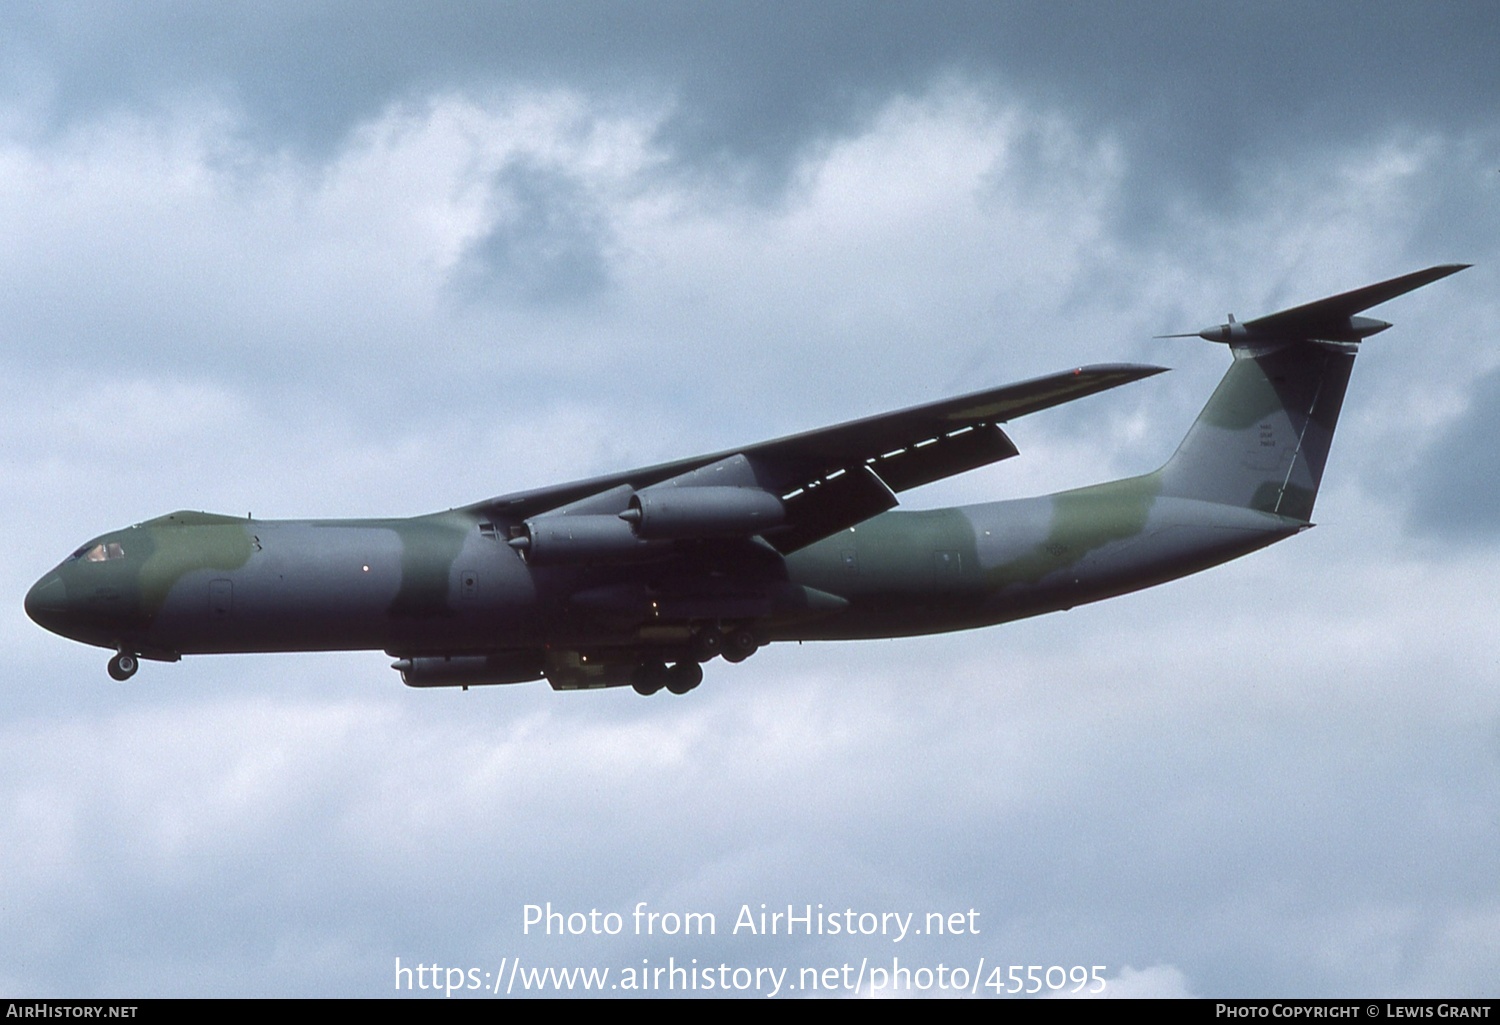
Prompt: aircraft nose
<box><xmin>24</xmin><ymin>572</ymin><xmax>70</xmax><ymax>633</ymax></box>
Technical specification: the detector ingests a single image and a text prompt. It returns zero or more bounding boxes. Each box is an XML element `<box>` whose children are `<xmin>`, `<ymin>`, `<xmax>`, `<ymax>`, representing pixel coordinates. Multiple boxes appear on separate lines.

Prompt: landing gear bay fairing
<box><xmin>27</xmin><ymin>266</ymin><xmax>1467</xmax><ymax>694</ymax></box>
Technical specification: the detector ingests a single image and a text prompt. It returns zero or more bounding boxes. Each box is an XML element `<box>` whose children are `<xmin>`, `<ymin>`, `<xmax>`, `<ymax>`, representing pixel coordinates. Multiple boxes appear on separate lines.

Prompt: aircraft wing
<box><xmin>466</xmin><ymin>362</ymin><xmax>1166</xmax><ymax>553</ymax></box>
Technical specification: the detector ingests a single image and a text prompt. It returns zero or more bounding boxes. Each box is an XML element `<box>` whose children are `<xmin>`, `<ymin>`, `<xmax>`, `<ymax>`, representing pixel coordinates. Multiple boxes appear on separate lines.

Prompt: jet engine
<box><xmin>507</xmin><ymin>514</ymin><xmax>670</xmax><ymax>565</ymax></box>
<box><xmin>508</xmin><ymin>485</ymin><xmax>785</xmax><ymax>565</ymax></box>
<box><xmin>619</xmin><ymin>485</ymin><xmax>785</xmax><ymax>539</ymax></box>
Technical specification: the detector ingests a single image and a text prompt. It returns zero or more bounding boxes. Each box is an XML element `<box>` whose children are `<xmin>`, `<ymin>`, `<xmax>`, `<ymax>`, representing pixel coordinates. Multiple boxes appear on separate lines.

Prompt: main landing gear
<box><xmin>691</xmin><ymin>623</ymin><xmax>761</xmax><ymax>665</ymax></box>
<box><xmin>719</xmin><ymin>626</ymin><xmax>760</xmax><ymax>664</ymax></box>
<box><xmin>107</xmin><ymin>651</ymin><xmax>139</xmax><ymax>681</ymax></box>
<box><xmin>630</xmin><ymin>622</ymin><xmax>765</xmax><ymax>697</ymax></box>
<box><xmin>631</xmin><ymin>661</ymin><xmax>703</xmax><ymax>697</ymax></box>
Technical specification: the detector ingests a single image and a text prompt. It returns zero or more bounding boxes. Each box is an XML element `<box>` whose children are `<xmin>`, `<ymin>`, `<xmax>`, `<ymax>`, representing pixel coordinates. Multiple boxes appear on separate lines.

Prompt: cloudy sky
<box><xmin>4</xmin><ymin>1</ymin><xmax>1499</xmax><ymax>999</ymax></box>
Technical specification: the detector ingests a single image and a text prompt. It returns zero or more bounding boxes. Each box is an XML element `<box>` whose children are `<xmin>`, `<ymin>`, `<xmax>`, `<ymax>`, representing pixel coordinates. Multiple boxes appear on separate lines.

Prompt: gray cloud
<box><xmin>6</xmin><ymin>2</ymin><xmax>1498</xmax><ymax>218</ymax></box>
<box><xmin>1408</xmin><ymin>365</ymin><xmax>1500</xmax><ymax>539</ymax></box>
<box><xmin>458</xmin><ymin>160</ymin><xmax>612</xmax><ymax>305</ymax></box>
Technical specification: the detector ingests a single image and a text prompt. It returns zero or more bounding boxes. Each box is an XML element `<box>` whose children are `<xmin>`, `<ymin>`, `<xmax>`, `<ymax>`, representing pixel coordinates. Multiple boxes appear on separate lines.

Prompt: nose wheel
<box><xmin>108</xmin><ymin>652</ymin><xmax>139</xmax><ymax>681</ymax></box>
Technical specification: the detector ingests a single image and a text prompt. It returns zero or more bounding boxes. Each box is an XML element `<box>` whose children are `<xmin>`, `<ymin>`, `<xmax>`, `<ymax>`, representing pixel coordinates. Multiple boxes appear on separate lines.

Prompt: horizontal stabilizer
<box><xmin>1244</xmin><ymin>264</ymin><xmax>1471</xmax><ymax>339</ymax></box>
<box><xmin>1163</xmin><ymin>264</ymin><xmax>1470</xmax><ymax>345</ymax></box>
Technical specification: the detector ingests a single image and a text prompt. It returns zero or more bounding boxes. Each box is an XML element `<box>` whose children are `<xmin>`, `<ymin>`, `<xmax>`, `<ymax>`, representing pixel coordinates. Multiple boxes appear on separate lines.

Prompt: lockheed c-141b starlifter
<box><xmin>25</xmin><ymin>265</ymin><xmax>1467</xmax><ymax>694</ymax></box>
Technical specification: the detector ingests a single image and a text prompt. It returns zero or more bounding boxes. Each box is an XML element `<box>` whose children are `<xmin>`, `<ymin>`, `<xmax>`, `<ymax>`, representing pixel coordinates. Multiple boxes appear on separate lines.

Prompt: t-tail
<box><xmin>1155</xmin><ymin>264</ymin><xmax>1469</xmax><ymax>522</ymax></box>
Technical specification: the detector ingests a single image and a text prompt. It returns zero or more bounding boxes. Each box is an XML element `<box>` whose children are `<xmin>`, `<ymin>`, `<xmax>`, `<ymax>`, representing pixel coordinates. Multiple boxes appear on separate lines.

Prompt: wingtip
<box><xmin>1129</xmin><ymin>362</ymin><xmax>1172</xmax><ymax>377</ymax></box>
<box><xmin>1407</xmin><ymin>263</ymin><xmax>1472</xmax><ymax>286</ymax></box>
<box><xmin>1071</xmin><ymin>362</ymin><xmax>1171</xmax><ymax>381</ymax></box>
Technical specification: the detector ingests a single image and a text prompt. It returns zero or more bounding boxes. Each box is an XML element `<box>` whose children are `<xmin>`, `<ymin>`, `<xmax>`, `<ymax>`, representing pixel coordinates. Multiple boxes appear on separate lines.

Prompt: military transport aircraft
<box><xmin>26</xmin><ymin>265</ymin><xmax>1467</xmax><ymax>695</ymax></box>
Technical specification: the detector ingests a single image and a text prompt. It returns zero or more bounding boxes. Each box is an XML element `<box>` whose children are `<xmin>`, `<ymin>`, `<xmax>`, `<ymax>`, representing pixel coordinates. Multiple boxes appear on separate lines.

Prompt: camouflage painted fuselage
<box><xmin>786</xmin><ymin>476</ymin><xmax>1302</xmax><ymax>640</ymax></box>
<box><xmin>25</xmin><ymin>471</ymin><xmax>1302</xmax><ymax>665</ymax></box>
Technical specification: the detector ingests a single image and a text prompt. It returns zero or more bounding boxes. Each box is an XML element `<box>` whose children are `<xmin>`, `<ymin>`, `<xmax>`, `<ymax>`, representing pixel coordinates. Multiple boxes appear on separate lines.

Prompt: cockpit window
<box><xmin>77</xmin><ymin>542</ymin><xmax>126</xmax><ymax>562</ymax></box>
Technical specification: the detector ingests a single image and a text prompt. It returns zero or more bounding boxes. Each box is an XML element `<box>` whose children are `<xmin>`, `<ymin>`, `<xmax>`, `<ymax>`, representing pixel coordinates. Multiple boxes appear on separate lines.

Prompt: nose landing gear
<box><xmin>107</xmin><ymin>651</ymin><xmax>139</xmax><ymax>681</ymax></box>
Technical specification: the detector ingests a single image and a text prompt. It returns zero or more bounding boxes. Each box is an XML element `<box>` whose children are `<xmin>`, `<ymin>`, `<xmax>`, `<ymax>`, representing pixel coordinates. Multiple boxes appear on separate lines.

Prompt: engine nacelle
<box><xmin>621</xmin><ymin>486</ymin><xmax>785</xmax><ymax>540</ymax></box>
<box><xmin>393</xmin><ymin>652</ymin><xmax>546</xmax><ymax>688</ymax></box>
<box><xmin>509</xmin><ymin>514</ymin><xmax>670</xmax><ymax>566</ymax></box>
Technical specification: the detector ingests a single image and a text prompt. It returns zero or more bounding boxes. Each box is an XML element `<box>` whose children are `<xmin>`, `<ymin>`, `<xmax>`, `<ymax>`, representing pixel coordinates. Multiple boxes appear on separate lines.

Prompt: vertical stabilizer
<box><xmin>1157</xmin><ymin>343</ymin><xmax>1353</xmax><ymax>521</ymax></box>
<box><xmin>1155</xmin><ymin>265</ymin><xmax>1468</xmax><ymax>521</ymax></box>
